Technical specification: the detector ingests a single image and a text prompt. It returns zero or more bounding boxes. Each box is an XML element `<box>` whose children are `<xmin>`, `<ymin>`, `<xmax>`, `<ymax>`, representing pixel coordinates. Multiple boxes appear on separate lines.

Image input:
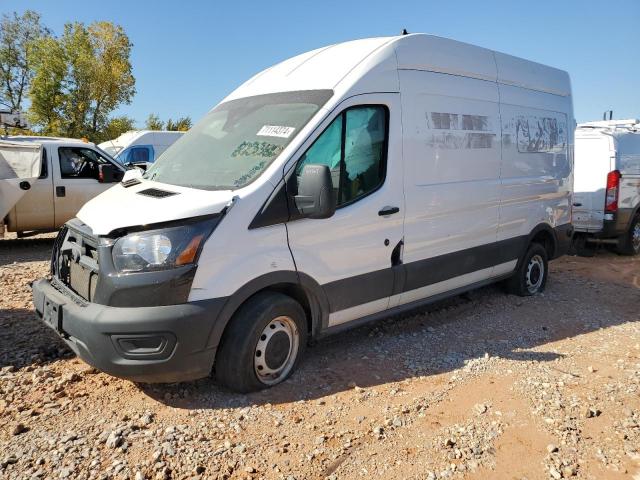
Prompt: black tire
<box><xmin>214</xmin><ymin>291</ymin><xmax>307</xmax><ymax>393</ymax></box>
<box><xmin>505</xmin><ymin>243</ymin><xmax>549</xmax><ymax>296</ymax></box>
<box><xmin>616</xmin><ymin>215</ymin><xmax>640</xmax><ymax>256</ymax></box>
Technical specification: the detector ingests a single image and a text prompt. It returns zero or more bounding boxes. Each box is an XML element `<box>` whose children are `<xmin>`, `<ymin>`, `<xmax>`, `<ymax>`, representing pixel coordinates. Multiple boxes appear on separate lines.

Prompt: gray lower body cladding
<box><xmin>602</xmin><ymin>208</ymin><xmax>636</xmax><ymax>238</ymax></box>
<box><xmin>575</xmin><ymin>208</ymin><xmax>636</xmax><ymax>239</ymax></box>
<box><xmin>32</xmin><ymin>278</ymin><xmax>226</xmax><ymax>383</ymax></box>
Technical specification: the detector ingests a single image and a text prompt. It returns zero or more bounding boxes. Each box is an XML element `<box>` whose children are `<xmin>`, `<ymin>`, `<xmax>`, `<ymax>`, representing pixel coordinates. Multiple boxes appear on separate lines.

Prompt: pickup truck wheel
<box><xmin>214</xmin><ymin>291</ymin><xmax>307</xmax><ymax>393</ymax></box>
<box><xmin>505</xmin><ymin>243</ymin><xmax>548</xmax><ymax>296</ymax></box>
<box><xmin>616</xmin><ymin>215</ymin><xmax>640</xmax><ymax>256</ymax></box>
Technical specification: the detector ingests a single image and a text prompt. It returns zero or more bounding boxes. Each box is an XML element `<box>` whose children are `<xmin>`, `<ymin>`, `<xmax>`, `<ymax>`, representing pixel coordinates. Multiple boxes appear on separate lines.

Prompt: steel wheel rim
<box><xmin>632</xmin><ymin>223</ymin><xmax>640</xmax><ymax>252</ymax></box>
<box><xmin>254</xmin><ymin>316</ymin><xmax>299</xmax><ymax>385</ymax></box>
<box><xmin>526</xmin><ymin>254</ymin><xmax>544</xmax><ymax>293</ymax></box>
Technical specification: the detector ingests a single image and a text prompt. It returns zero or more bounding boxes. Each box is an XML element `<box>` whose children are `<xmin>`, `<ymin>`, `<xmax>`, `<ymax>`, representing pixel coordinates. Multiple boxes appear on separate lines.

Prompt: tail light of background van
<box><xmin>604</xmin><ymin>170</ymin><xmax>621</xmax><ymax>213</ymax></box>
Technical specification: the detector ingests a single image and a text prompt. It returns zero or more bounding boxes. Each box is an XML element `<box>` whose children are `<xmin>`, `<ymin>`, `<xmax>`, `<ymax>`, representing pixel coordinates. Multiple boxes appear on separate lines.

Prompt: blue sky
<box><xmin>7</xmin><ymin>0</ymin><xmax>640</xmax><ymax>126</ymax></box>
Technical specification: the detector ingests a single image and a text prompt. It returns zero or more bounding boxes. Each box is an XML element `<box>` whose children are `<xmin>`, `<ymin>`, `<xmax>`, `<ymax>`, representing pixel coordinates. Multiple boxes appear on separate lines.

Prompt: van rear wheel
<box><xmin>505</xmin><ymin>243</ymin><xmax>548</xmax><ymax>296</ymax></box>
<box><xmin>214</xmin><ymin>292</ymin><xmax>307</xmax><ymax>393</ymax></box>
<box><xmin>616</xmin><ymin>215</ymin><xmax>640</xmax><ymax>256</ymax></box>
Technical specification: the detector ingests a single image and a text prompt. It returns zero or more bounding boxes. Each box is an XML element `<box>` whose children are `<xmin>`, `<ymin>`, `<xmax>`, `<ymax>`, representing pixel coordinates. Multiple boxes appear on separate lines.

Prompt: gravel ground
<box><xmin>1</xmin><ymin>234</ymin><xmax>639</xmax><ymax>480</ymax></box>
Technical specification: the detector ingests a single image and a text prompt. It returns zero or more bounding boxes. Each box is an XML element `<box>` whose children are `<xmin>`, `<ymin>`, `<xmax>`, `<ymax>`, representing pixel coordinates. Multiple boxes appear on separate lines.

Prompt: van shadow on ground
<box><xmin>0</xmin><ymin>236</ymin><xmax>55</xmax><ymax>266</ymax></box>
<box><xmin>0</xmin><ymin>308</ymin><xmax>74</xmax><ymax>370</ymax></box>
<box><xmin>1</xmin><ymin>236</ymin><xmax>64</xmax><ymax>368</ymax></box>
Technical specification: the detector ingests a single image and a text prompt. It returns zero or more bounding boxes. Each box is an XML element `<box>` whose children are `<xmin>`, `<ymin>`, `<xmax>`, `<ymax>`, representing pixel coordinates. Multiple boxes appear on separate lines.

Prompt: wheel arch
<box><xmin>205</xmin><ymin>271</ymin><xmax>329</xmax><ymax>352</ymax></box>
<box><xmin>526</xmin><ymin>223</ymin><xmax>558</xmax><ymax>260</ymax></box>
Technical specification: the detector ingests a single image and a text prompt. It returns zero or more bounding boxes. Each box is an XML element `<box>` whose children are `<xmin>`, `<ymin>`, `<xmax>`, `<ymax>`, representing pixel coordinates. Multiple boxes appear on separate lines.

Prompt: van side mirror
<box><xmin>98</xmin><ymin>163</ymin><xmax>124</xmax><ymax>183</ymax></box>
<box><xmin>294</xmin><ymin>164</ymin><xmax>336</xmax><ymax>219</ymax></box>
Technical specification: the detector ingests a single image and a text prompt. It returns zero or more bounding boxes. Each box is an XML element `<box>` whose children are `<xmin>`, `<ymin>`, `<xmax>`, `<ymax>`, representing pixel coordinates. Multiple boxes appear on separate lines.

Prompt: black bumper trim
<box><xmin>32</xmin><ymin>278</ymin><xmax>228</xmax><ymax>383</ymax></box>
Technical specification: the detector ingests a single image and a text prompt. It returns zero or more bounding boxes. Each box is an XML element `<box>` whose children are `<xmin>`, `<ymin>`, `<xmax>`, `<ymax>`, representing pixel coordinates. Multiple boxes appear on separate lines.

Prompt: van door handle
<box><xmin>572</xmin><ymin>202</ymin><xmax>582</xmax><ymax>207</ymax></box>
<box><xmin>56</xmin><ymin>186</ymin><xmax>66</xmax><ymax>197</ymax></box>
<box><xmin>378</xmin><ymin>206</ymin><xmax>400</xmax><ymax>216</ymax></box>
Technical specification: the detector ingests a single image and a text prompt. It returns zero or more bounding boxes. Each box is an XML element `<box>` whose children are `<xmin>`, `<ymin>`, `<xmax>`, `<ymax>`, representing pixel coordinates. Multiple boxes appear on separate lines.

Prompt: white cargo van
<box><xmin>32</xmin><ymin>34</ymin><xmax>574</xmax><ymax>392</ymax></box>
<box><xmin>1</xmin><ymin>136</ymin><xmax>125</xmax><ymax>237</ymax></box>
<box><xmin>99</xmin><ymin>130</ymin><xmax>184</xmax><ymax>169</ymax></box>
<box><xmin>573</xmin><ymin>119</ymin><xmax>640</xmax><ymax>255</ymax></box>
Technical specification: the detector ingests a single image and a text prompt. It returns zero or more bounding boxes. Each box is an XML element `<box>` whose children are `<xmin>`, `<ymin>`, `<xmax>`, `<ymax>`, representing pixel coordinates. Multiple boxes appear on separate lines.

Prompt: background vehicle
<box><xmin>2</xmin><ymin>136</ymin><xmax>125</xmax><ymax>237</ymax></box>
<box><xmin>33</xmin><ymin>34</ymin><xmax>574</xmax><ymax>392</ymax></box>
<box><xmin>0</xmin><ymin>140</ymin><xmax>42</xmax><ymax>236</ymax></box>
<box><xmin>99</xmin><ymin>130</ymin><xmax>184</xmax><ymax>170</ymax></box>
<box><xmin>573</xmin><ymin>119</ymin><xmax>640</xmax><ymax>255</ymax></box>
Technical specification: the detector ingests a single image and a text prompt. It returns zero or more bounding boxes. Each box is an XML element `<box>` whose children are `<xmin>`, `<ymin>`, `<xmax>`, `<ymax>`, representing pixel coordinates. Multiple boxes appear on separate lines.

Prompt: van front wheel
<box><xmin>505</xmin><ymin>243</ymin><xmax>548</xmax><ymax>296</ymax></box>
<box><xmin>214</xmin><ymin>292</ymin><xmax>307</xmax><ymax>393</ymax></box>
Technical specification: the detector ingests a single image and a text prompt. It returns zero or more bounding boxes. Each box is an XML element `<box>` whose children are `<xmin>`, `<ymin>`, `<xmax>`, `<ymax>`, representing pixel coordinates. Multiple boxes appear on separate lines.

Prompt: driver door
<box><xmin>286</xmin><ymin>94</ymin><xmax>405</xmax><ymax>328</ymax></box>
<box><xmin>53</xmin><ymin>146</ymin><xmax>120</xmax><ymax>227</ymax></box>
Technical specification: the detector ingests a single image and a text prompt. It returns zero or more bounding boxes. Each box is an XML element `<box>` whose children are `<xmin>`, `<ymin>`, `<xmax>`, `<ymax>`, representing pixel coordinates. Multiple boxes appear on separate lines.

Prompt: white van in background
<box><xmin>99</xmin><ymin>130</ymin><xmax>184</xmax><ymax>169</ymax></box>
<box><xmin>573</xmin><ymin>119</ymin><xmax>640</xmax><ymax>255</ymax></box>
<box><xmin>32</xmin><ymin>34</ymin><xmax>574</xmax><ymax>392</ymax></box>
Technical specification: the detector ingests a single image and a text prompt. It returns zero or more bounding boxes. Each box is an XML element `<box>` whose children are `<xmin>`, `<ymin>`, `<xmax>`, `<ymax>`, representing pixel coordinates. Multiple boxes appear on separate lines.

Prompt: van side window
<box><xmin>297</xmin><ymin>105</ymin><xmax>387</xmax><ymax>206</ymax></box>
<box><xmin>59</xmin><ymin>147</ymin><xmax>109</xmax><ymax>180</ymax></box>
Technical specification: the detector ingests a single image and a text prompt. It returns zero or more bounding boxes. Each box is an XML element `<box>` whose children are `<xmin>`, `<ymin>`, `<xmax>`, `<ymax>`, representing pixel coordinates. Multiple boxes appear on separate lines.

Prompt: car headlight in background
<box><xmin>112</xmin><ymin>218</ymin><xmax>218</xmax><ymax>273</ymax></box>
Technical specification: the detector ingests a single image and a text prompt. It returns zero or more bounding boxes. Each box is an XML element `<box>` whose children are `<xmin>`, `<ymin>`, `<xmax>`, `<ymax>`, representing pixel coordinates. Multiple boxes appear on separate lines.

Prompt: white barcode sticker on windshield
<box><xmin>257</xmin><ymin>125</ymin><xmax>296</xmax><ymax>138</ymax></box>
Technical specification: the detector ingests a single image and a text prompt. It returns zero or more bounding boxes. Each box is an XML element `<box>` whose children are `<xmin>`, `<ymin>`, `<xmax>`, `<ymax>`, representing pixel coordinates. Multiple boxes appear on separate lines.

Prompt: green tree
<box><xmin>166</xmin><ymin>116</ymin><xmax>191</xmax><ymax>131</ymax></box>
<box><xmin>0</xmin><ymin>10</ymin><xmax>49</xmax><ymax>111</ymax></box>
<box><xmin>145</xmin><ymin>113</ymin><xmax>164</xmax><ymax>130</ymax></box>
<box><xmin>28</xmin><ymin>21</ymin><xmax>135</xmax><ymax>140</ymax></box>
<box><xmin>100</xmin><ymin>115</ymin><xmax>136</xmax><ymax>143</ymax></box>
<box><xmin>27</xmin><ymin>36</ymin><xmax>65</xmax><ymax>135</ymax></box>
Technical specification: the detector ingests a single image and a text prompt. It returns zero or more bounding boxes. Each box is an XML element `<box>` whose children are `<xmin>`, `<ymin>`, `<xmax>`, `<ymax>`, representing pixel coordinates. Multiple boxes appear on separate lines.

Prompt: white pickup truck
<box><xmin>1</xmin><ymin>136</ymin><xmax>126</xmax><ymax>237</ymax></box>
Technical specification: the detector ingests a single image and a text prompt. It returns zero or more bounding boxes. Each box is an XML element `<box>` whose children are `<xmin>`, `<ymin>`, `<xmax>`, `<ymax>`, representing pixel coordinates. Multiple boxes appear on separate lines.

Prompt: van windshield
<box><xmin>144</xmin><ymin>90</ymin><xmax>333</xmax><ymax>190</ymax></box>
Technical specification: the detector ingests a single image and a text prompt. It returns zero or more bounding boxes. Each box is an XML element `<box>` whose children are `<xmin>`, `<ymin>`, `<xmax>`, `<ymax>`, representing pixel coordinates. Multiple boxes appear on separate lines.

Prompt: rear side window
<box><xmin>617</xmin><ymin>135</ymin><xmax>640</xmax><ymax>175</ymax></box>
<box><xmin>297</xmin><ymin>105</ymin><xmax>388</xmax><ymax>206</ymax></box>
<box><xmin>39</xmin><ymin>148</ymin><xmax>48</xmax><ymax>179</ymax></box>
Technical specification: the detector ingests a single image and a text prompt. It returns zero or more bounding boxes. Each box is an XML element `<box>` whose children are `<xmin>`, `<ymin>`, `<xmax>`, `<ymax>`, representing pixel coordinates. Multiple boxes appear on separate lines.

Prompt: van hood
<box><xmin>77</xmin><ymin>180</ymin><xmax>234</xmax><ymax>235</ymax></box>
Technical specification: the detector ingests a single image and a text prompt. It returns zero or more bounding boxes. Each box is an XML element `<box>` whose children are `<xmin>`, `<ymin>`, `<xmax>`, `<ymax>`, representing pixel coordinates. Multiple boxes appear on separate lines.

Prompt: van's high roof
<box><xmin>578</xmin><ymin>119</ymin><xmax>639</xmax><ymax>129</ymax></box>
<box><xmin>577</xmin><ymin>119</ymin><xmax>640</xmax><ymax>139</ymax></box>
<box><xmin>98</xmin><ymin>130</ymin><xmax>185</xmax><ymax>149</ymax></box>
<box><xmin>225</xmin><ymin>33</ymin><xmax>571</xmax><ymax>104</ymax></box>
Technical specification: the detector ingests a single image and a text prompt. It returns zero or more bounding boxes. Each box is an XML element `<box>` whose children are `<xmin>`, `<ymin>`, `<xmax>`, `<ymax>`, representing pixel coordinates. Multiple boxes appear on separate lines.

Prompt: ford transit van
<box><xmin>32</xmin><ymin>34</ymin><xmax>574</xmax><ymax>392</ymax></box>
<box><xmin>99</xmin><ymin>130</ymin><xmax>184</xmax><ymax>170</ymax></box>
<box><xmin>573</xmin><ymin>119</ymin><xmax>640</xmax><ymax>255</ymax></box>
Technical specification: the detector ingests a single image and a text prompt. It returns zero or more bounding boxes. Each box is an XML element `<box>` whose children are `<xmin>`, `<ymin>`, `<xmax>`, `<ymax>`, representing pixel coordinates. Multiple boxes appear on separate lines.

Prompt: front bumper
<box><xmin>32</xmin><ymin>278</ymin><xmax>226</xmax><ymax>383</ymax></box>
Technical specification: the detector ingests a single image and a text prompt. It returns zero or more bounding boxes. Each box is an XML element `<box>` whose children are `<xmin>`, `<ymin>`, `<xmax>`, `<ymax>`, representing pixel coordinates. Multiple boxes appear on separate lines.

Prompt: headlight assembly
<box><xmin>112</xmin><ymin>219</ymin><xmax>217</xmax><ymax>273</ymax></box>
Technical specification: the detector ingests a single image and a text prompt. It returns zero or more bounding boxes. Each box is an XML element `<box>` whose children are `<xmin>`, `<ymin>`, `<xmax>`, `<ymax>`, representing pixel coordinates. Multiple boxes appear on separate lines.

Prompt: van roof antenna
<box><xmin>401</xmin><ymin>28</ymin><xmax>409</xmax><ymax>35</ymax></box>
